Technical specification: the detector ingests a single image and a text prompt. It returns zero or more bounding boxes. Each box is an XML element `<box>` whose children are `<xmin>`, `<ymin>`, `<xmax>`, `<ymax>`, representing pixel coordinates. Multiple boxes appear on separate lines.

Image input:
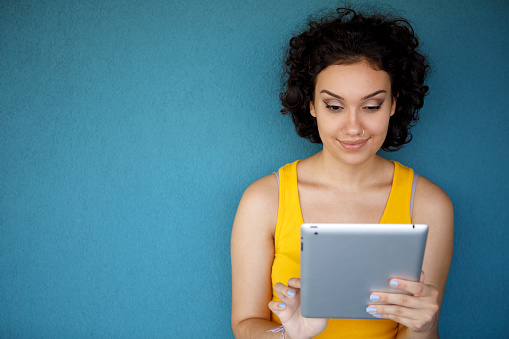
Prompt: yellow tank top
<box><xmin>271</xmin><ymin>160</ymin><xmax>415</xmax><ymax>338</ymax></box>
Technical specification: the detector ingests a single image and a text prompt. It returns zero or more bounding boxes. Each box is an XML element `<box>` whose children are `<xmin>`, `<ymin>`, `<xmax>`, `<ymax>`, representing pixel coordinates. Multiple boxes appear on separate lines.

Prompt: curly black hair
<box><xmin>280</xmin><ymin>8</ymin><xmax>429</xmax><ymax>151</ymax></box>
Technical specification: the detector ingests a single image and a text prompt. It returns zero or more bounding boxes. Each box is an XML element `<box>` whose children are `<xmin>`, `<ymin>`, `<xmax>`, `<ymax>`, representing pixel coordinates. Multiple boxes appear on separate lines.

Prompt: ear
<box><xmin>310</xmin><ymin>100</ymin><xmax>317</xmax><ymax>118</ymax></box>
<box><xmin>390</xmin><ymin>94</ymin><xmax>398</xmax><ymax>117</ymax></box>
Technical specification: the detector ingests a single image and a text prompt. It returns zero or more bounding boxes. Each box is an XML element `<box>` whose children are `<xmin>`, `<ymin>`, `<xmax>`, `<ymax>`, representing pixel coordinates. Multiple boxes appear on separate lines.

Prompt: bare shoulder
<box><xmin>413</xmin><ymin>175</ymin><xmax>454</xmax><ymax>226</ymax></box>
<box><xmin>232</xmin><ymin>173</ymin><xmax>279</xmax><ymax>237</ymax></box>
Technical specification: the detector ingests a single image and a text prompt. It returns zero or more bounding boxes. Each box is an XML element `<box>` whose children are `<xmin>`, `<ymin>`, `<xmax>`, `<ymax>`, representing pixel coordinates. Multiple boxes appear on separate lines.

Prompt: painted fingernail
<box><xmin>287</xmin><ymin>290</ymin><xmax>295</xmax><ymax>297</ymax></box>
<box><xmin>366</xmin><ymin>307</ymin><xmax>377</xmax><ymax>313</ymax></box>
<box><xmin>390</xmin><ymin>280</ymin><xmax>398</xmax><ymax>287</ymax></box>
<box><xmin>279</xmin><ymin>303</ymin><xmax>286</xmax><ymax>308</ymax></box>
<box><xmin>370</xmin><ymin>294</ymin><xmax>380</xmax><ymax>301</ymax></box>
<box><xmin>373</xmin><ymin>314</ymin><xmax>382</xmax><ymax>318</ymax></box>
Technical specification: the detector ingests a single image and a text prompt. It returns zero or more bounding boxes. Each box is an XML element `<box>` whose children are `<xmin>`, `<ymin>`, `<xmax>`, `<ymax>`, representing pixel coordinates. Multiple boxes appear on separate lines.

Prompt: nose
<box><xmin>343</xmin><ymin>109</ymin><xmax>364</xmax><ymax>136</ymax></box>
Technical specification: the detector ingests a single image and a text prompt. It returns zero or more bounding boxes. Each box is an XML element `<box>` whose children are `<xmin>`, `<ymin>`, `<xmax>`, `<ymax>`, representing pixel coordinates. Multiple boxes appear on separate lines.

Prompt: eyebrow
<box><xmin>320</xmin><ymin>89</ymin><xmax>387</xmax><ymax>100</ymax></box>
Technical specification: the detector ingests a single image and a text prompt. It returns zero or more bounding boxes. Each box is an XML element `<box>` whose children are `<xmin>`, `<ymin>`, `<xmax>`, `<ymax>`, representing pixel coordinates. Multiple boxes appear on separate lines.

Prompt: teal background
<box><xmin>1</xmin><ymin>0</ymin><xmax>508</xmax><ymax>337</ymax></box>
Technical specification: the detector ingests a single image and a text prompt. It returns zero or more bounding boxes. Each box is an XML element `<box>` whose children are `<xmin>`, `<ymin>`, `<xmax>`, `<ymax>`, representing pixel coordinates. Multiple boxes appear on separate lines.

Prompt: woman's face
<box><xmin>310</xmin><ymin>60</ymin><xmax>396</xmax><ymax>165</ymax></box>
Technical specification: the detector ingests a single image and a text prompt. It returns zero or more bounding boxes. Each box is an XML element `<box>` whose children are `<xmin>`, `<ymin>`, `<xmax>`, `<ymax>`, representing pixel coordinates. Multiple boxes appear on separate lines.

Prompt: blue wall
<box><xmin>1</xmin><ymin>0</ymin><xmax>507</xmax><ymax>337</ymax></box>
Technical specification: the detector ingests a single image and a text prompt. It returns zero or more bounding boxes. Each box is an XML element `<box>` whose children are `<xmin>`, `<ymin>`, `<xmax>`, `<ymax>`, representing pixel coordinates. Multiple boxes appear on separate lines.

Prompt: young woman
<box><xmin>231</xmin><ymin>8</ymin><xmax>454</xmax><ymax>339</ymax></box>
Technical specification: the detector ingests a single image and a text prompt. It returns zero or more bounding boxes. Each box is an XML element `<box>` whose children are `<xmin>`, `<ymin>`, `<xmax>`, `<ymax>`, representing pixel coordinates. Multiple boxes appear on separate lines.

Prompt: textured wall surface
<box><xmin>1</xmin><ymin>0</ymin><xmax>508</xmax><ymax>337</ymax></box>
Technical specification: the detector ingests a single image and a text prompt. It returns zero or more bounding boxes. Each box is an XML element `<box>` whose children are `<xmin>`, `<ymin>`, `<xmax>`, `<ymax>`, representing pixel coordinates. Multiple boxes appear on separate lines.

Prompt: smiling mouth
<box><xmin>337</xmin><ymin>139</ymin><xmax>368</xmax><ymax>151</ymax></box>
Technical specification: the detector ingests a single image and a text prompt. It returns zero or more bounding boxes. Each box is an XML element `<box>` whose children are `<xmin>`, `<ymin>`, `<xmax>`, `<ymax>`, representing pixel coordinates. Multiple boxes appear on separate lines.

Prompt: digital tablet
<box><xmin>300</xmin><ymin>223</ymin><xmax>428</xmax><ymax>319</ymax></box>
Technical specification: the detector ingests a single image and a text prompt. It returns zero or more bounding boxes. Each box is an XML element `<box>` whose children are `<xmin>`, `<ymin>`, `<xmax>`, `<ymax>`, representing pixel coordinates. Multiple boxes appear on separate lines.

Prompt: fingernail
<box><xmin>370</xmin><ymin>294</ymin><xmax>380</xmax><ymax>301</ymax></box>
<box><xmin>373</xmin><ymin>314</ymin><xmax>382</xmax><ymax>318</ymax></box>
<box><xmin>390</xmin><ymin>280</ymin><xmax>398</xmax><ymax>287</ymax></box>
<box><xmin>279</xmin><ymin>303</ymin><xmax>286</xmax><ymax>308</ymax></box>
<box><xmin>287</xmin><ymin>290</ymin><xmax>295</xmax><ymax>297</ymax></box>
<box><xmin>366</xmin><ymin>307</ymin><xmax>377</xmax><ymax>313</ymax></box>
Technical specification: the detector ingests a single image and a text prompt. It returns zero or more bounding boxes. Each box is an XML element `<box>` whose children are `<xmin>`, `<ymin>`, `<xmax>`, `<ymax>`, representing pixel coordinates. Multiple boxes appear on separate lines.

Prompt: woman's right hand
<box><xmin>268</xmin><ymin>278</ymin><xmax>328</xmax><ymax>339</ymax></box>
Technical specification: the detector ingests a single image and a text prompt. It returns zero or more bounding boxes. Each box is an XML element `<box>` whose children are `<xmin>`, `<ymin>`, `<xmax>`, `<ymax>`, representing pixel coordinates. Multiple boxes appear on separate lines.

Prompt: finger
<box><xmin>369</xmin><ymin>292</ymin><xmax>422</xmax><ymax>309</ymax></box>
<box><xmin>268</xmin><ymin>299</ymin><xmax>293</xmax><ymax>323</ymax></box>
<box><xmin>366</xmin><ymin>304</ymin><xmax>420</xmax><ymax>321</ymax></box>
<box><xmin>367</xmin><ymin>303</ymin><xmax>436</xmax><ymax>333</ymax></box>
<box><xmin>268</xmin><ymin>300</ymin><xmax>289</xmax><ymax>314</ymax></box>
<box><xmin>420</xmin><ymin>270</ymin><xmax>425</xmax><ymax>283</ymax></box>
<box><xmin>274</xmin><ymin>282</ymin><xmax>297</xmax><ymax>301</ymax></box>
<box><xmin>369</xmin><ymin>309</ymin><xmax>421</xmax><ymax>331</ymax></box>
<box><xmin>388</xmin><ymin>278</ymin><xmax>432</xmax><ymax>297</ymax></box>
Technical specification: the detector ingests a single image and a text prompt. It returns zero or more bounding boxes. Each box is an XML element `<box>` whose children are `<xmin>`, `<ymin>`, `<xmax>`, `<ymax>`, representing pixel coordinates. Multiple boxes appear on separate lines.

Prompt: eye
<box><xmin>363</xmin><ymin>101</ymin><xmax>384</xmax><ymax>112</ymax></box>
<box><xmin>324</xmin><ymin>101</ymin><xmax>343</xmax><ymax>112</ymax></box>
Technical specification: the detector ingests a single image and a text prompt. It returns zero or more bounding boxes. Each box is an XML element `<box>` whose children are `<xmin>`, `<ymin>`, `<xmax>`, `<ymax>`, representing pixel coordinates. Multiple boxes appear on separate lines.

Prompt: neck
<box><xmin>308</xmin><ymin>151</ymin><xmax>390</xmax><ymax>189</ymax></box>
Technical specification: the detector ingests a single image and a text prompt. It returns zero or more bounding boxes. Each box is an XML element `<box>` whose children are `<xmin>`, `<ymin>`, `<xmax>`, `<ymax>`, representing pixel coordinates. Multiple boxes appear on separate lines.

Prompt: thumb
<box><xmin>288</xmin><ymin>278</ymin><xmax>301</xmax><ymax>290</ymax></box>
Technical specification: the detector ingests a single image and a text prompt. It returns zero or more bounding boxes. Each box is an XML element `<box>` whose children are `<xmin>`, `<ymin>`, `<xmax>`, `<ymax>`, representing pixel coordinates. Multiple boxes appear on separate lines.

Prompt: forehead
<box><xmin>315</xmin><ymin>61</ymin><xmax>392</xmax><ymax>97</ymax></box>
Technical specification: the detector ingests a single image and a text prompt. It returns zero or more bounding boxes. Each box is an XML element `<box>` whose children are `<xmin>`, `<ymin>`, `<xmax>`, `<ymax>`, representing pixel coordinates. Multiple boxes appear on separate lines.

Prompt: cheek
<box><xmin>316</xmin><ymin>114</ymin><xmax>339</xmax><ymax>131</ymax></box>
<box><xmin>314</xmin><ymin>118</ymin><xmax>337</xmax><ymax>142</ymax></box>
<box><xmin>366</xmin><ymin>115</ymin><xmax>391</xmax><ymax>135</ymax></box>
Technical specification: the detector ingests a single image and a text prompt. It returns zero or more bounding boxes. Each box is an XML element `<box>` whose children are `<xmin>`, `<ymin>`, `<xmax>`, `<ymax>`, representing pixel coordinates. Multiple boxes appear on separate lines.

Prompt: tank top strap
<box><xmin>275</xmin><ymin>160</ymin><xmax>303</xmax><ymax>259</ymax></box>
<box><xmin>380</xmin><ymin>161</ymin><xmax>414</xmax><ymax>224</ymax></box>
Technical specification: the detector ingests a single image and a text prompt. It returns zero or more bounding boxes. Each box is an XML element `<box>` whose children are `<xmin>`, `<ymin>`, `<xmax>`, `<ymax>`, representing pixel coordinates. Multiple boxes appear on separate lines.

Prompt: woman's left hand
<box><xmin>366</xmin><ymin>272</ymin><xmax>440</xmax><ymax>333</ymax></box>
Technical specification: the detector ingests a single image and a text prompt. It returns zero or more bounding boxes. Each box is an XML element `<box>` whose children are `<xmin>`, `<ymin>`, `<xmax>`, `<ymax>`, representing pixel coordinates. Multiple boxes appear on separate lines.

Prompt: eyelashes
<box><xmin>365</xmin><ymin>102</ymin><xmax>384</xmax><ymax>112</ymax></box>
<box><xmin>323</xmin><ymin>101</ymin><xmax>384</xmax><ymax>112</ymax></box>
<box><xmin>324</xmin><ymin>102</ymin><xmax>343</xmax><ymax>111</ymax></box>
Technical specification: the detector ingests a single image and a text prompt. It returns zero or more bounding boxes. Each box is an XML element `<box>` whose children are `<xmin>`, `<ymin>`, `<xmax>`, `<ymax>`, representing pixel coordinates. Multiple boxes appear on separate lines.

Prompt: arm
<box><xmin>231</xmin><ymin>174</ymin><xmax>328</xmax><ymax>339</ymax></box>
<box><xmin>397</xmin><ymin>176</ymin><xmax>454</xmax><ymax>338</ymax></box>
<box><xmin>366</xmin><ymin>176</ymin><xmax>454</xmax><ymax>338</ymax></box>
<box><xmin>231</xmin><ymin>174</ymin><xmax>282</xmax><ymax>338</ymax></box>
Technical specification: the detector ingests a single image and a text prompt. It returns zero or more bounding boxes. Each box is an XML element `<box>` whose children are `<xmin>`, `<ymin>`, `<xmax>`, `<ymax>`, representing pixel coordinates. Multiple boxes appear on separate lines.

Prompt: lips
<box><xmin>338</xmin><ymin>138</ymin><xmax>368</xmax><ymax>151</ymax></box>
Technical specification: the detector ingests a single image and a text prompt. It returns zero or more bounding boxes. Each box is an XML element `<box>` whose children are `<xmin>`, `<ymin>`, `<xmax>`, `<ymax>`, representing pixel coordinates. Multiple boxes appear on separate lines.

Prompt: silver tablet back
<box><xmin>300</xmin><ymin>223</ymin><xmax>428</xmax><ymax>319</ymax></box>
